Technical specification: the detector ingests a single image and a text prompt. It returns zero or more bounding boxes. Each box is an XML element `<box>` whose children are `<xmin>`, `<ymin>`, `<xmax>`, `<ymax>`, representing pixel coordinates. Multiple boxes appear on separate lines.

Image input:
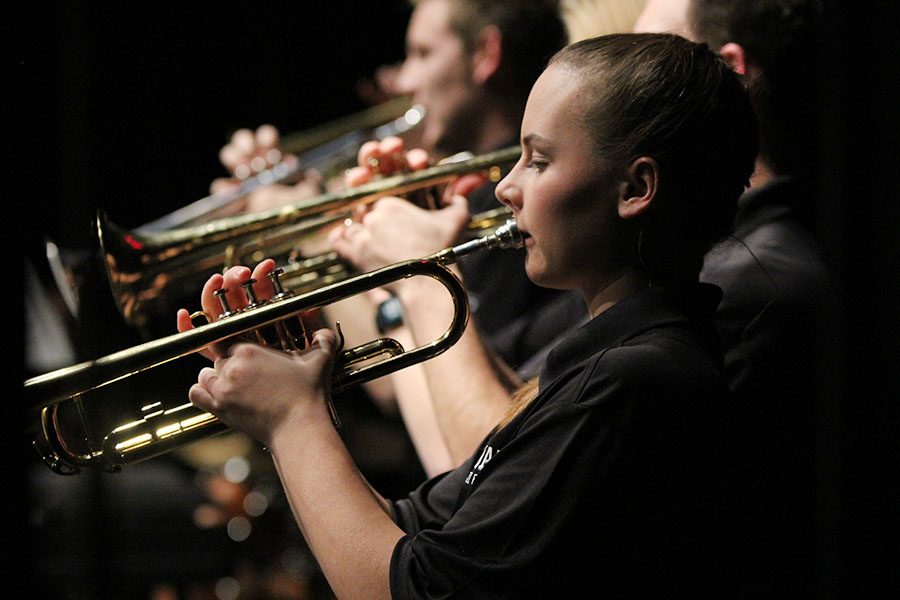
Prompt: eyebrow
<box><xmin>523</xmin><ymin>133</ymin><xmax>551</xmax><ymax>147</ymax></box>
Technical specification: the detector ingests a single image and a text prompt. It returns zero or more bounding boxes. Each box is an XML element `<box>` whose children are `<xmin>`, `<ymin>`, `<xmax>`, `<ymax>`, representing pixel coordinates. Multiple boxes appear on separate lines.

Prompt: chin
<box><xmin>526</xmin><ymin>257</ymin><xmax>574</xmax><ymax>291</ymax></box>
<box><xmin>524</xmin><ymin>263</ymin><xmax>556</xmax><ymax>290</ymax></box>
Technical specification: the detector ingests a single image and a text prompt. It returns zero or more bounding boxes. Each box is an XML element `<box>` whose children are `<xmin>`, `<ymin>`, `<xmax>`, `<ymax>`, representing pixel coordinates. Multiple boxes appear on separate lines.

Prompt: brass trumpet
<box><xmin>136</xmin><ymin>96</ymin><xmax>424</xmax><ymax>233</ymax></box>
<box><xmin>101</xmin><ymin>146</ymin><xmax>520</xmax><ymax>332</ymax></box>
<box><xmin>26</xmin><ymin>219</ymin><xmax>524</xmax><ymax>475</ymax></box>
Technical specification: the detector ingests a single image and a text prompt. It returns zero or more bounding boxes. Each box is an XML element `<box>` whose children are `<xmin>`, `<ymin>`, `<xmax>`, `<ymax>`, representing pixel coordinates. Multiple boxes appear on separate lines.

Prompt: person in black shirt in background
<box><xmin>634</xmin><ymin>1</ymin><xmax>829</xmax><ymax>595</ymax></box>
<box><xmin>181</xmin><ymin>32</ymin><xmax>758</xmax><ymax>598</ymax></box>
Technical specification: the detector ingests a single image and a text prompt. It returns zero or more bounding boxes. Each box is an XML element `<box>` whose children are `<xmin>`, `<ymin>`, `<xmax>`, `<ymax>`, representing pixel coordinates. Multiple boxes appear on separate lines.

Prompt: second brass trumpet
<box><xmin>100</xmin><ymin>146</ymin><xmax>521</xmax><ymax>332</ymax></box>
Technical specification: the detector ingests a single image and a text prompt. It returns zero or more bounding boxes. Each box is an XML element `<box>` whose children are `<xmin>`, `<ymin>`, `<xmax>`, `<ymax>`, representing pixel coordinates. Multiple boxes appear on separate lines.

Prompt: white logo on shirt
<box><xmin>465</xmin><ymin>444</ymin><xmax>494</xmax><ymax>485</ymax></box>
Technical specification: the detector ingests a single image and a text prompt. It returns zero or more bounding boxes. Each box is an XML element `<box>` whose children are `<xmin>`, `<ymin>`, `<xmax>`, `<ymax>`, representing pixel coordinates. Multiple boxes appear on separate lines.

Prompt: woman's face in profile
<box><xmin>496</xmin><ymin>63</ymin><xmax>626</xmax><ymax>296</ymax></box>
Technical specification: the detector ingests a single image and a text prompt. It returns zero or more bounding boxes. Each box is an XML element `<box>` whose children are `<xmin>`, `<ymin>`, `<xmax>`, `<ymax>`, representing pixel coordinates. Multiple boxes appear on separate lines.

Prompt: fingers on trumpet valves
<box><xmin>223</xmin><ymin>124</ymin><xmax>285</xmax><ymax>181</ymax></box>
<box><xmin>356</xmin><ymin>136</ymin><xmax>411</xmax><ymax>180</ymax></box>
<box><xmin>217</xmin><ymin>266</ymin><xmax>282</xmax><ymax>314</ymax></box>
<box><xmin>207</xmin><ymin>266</ymin><xmax>307</xmax><ymax>352</ymax></box>
<box><xmin>210</xmin><ymin>262</ymin><xmax>274</xmax><ymax>316</ymax></box>
<box><xmin>378</xmin><ymin>136</ymin><xmax>408</xmax><ymax>174</ymax></box>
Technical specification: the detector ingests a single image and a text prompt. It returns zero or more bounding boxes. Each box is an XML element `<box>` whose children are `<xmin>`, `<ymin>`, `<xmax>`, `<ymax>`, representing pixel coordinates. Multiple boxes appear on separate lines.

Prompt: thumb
<box><xmin>306</xmin><ymin>328</ymin><xmax>341</xmax><ymax>394</ymax></box>
<box><xmin>439</xmin><ymin>193</ymin><xmax>470</xmax><ymax>225</ymax></box>
<box><xmin>176</xmin><ymin>308</ymin><xmax>196</xmax><ymax>334</ymax></box>
<box><xmin>309</xmin><ymin>328</ymin><xmax>340</xmax><ymax>357</ymax></box>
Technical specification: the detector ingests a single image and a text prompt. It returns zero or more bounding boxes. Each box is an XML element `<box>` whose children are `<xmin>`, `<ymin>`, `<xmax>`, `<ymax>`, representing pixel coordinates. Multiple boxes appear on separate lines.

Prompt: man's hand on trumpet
<box><xmin>331</xmin><ymin>136</ymin><xmax>484</xmax><ymax>274</ymax></box>
<box><xmin>209</xmin><ymin>124</ymin><xmax>324</xmax><ymax>214</ymax></box>
<box><xmin>219</xmin><ymin>124</ymin><xmax>287</xmax><ymax>181</ymax></box>
<box><xmin>344</xmin><ymin>135</ymin><xmax>429</xmax><ymax>185</ymax></box>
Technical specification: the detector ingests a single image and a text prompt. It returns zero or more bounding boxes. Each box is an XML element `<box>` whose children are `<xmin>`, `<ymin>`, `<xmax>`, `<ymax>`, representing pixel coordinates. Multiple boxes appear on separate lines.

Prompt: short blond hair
<box><xmin>561</xmin><ymin>0</ymin><xmax>648</xmax><ymax>41</ymax></box>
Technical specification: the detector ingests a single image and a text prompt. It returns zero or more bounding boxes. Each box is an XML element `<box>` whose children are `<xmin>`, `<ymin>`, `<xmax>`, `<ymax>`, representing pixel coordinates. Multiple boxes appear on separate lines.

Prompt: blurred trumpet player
<box><xmin>214</xmin><ymin>0</ymin><xmax>566</xmax><ymax>206</ymax></box>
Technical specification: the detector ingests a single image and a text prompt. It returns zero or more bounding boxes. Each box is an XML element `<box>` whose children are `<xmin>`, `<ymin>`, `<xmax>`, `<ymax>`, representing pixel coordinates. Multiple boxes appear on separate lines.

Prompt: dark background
<box><xmin>23</xmin><ymin>3</ymin><xmax>411</xmax><ymax>247</ymax></box>
<box><xmin>11</xmin><ymin>1</ymin><xmax>900</xmax><ymax>598</ymax></box>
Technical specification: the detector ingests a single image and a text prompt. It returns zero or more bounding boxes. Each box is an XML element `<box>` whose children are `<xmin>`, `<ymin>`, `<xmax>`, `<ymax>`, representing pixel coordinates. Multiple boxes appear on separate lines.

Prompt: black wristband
<box><xmin>375</xmin><ymin>296</ymin><xmax>404</xmax><ymax>334</ymax></box>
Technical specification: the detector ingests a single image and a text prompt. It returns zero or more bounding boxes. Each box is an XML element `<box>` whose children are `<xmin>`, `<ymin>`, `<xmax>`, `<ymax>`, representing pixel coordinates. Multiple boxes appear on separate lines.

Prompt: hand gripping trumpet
<box><xmin>25</xmin><ymin>219</ymin><xmax>525</xmax><ymax>475</ymax></box>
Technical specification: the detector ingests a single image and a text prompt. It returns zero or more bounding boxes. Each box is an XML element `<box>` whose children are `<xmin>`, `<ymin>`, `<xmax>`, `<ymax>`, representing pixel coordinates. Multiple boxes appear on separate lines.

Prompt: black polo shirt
<box><xmin>701</xmin><ymin>176</ymin><xmax>830</xmax><ymax>597</ymax></box>
<box><xmin>389</xmin><ymin>285</ymin><xmax>737</xmax><ymax>599</ymax></box>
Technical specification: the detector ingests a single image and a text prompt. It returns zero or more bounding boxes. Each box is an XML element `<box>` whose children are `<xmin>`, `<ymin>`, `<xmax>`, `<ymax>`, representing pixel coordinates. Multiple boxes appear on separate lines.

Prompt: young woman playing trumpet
<box><xmin>178</xmin><ymin>33</ymin><xmax>757</xmax><ymax>598</ymax></box>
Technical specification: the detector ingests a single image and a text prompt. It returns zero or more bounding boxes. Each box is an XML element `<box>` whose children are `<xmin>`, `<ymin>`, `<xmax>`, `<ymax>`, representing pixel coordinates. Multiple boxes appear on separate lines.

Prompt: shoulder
<box><xmin>703</xmin><ymin>219</ymin><xmax>828</xmax><ymax>310</ymax></box>
<box><xmin>705</xmin><ymin>178</ymin><xmax>829</xmax><ymax>304</ymax></box>
<box><xmin>604</xmin><ymin>328</ymin><xmax>720</xmax><ymax>388</ymax></box>
<box><xmin>538</xmin><ymin>326</ymin><xmax>724</xmax><ymax>417</ymax></box>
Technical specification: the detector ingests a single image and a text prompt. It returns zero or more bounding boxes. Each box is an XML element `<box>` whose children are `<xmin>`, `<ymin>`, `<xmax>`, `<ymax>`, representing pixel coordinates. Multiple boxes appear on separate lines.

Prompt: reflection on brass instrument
<box><xmin>255</xmin><ymin>205</ymin><xmax>515</xmax><ymax>297</ymax></box>
<box><xmin>101</xmin><ymin>146</ymin><xmax>520</xmax><ymax>331</ymax></box>
<box><xmin>136</xmin><ymin>96</ymin><xmax>425</xmax><ymax>233</ymax></box>
<box><xmin>26</xmin><ymin>219</ymin><xmax>524</xmax><ymax>475</ymax></box>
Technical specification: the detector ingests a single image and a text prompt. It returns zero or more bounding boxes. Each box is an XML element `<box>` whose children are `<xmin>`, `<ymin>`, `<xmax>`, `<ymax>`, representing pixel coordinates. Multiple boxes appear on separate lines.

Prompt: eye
<box><xmin>526</xmin><ymin>157</ymin><xmax>548</xmax><ymax>172</ymax></box>
<box><xmin>408</xmin><ymin>45</ymin><xmax>430</xmax><ymax>60</ymax></box>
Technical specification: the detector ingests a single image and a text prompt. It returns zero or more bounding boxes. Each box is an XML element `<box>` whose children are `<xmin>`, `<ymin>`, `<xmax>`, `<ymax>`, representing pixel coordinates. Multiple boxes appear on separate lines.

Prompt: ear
<box><xmin>718</xmin><ymin>42</ymin><xmax>748</xmax><ymax>76</ymax></box>
<box><xmin>618</xmin><ymin>157</ymin><xmax>658</xmax><ymax>220</ymax></box>
<box><xmin>471</xmin><ymin>25</ymin><xmax>502</xmax><ymax>85</ymax></box>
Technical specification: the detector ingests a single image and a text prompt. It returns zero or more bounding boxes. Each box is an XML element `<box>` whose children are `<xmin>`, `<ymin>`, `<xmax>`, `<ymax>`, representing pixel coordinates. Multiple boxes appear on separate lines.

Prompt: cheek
<box><xmin>431</xmin><ymin>52</ymin><xmax>470</xmax><ymax>97</ymax></box>
<box><xmin>522</xmin><ymin>204</ymin><xmax>566</xmax><ymax>274</ymax></box>
<box><xmin>524</xmin><ymin>182</ymin><xmax>609</xmax><ymax>276</ymax></box>
<box><xmin>525</xmin><ymin>180</ymin><xmax>580</xmax><ymax>239</ymax></box>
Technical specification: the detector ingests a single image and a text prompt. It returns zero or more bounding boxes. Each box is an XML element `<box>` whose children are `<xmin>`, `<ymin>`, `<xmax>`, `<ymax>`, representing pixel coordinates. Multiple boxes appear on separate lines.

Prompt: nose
<box><xmin>394</xmin><ymin>57</ymin><xmax>418</xmax><ymax>96</ymax></box>
<box><xmin>495</xmin><ymin>163</ymin><xmax>523</xmax><ymax>212</ymax></box>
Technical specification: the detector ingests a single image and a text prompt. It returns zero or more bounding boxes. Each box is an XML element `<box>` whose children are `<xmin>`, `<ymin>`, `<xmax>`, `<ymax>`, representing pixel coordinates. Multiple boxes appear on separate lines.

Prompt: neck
<box><xmin>748</xmin><ymin>157</ymin><xmax>776</xmax><ymax>189</ymax></box>
<box><xmin>583</xmin><ymin>268</ymin><xmax>649</xmax><ymax>319</ymax></box>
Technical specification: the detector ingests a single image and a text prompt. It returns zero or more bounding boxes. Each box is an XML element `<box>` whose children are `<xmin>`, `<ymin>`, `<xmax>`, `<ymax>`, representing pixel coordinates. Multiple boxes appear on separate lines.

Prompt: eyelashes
<box><xmin>526</xmin><ymin>159</ymin><xmax>548</xmax><ymax>172</ymax></box>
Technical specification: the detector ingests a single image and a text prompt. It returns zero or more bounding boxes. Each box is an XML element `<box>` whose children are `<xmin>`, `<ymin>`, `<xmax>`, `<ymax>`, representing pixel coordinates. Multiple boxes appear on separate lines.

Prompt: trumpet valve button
<box><xmin>241</xmin><ymin>279</ymin><xmax>260</xmax><ymax>308</ymax></box>
<box><xmin>268</xmin><ymin>268</ymin><xmax>291</xmax><ymax>299</ymax></box>
<box><xmin>214</xmin><ymin>288</ymin><xmax>234</xmax><ymax>318</ymax></box>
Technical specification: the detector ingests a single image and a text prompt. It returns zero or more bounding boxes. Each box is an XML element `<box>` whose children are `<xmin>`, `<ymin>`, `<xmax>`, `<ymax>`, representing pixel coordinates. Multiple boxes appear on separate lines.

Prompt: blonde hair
<box><xmin>497</xmin><ymin>377</ymin><xmax>541</xmax><ymax>429</ymax></box>
<box><xmin>561</xmin><ymin>0</ymin><xmax>648</xmax><ymax>42</ymax></box>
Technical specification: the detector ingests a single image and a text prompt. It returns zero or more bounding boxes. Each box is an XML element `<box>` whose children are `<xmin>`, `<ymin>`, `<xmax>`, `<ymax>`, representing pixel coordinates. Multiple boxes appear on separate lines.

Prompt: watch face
<box><xmin>376</xmin><ymin>296</ymin><xmax>404</xmax><ymax>333</ymax></box>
